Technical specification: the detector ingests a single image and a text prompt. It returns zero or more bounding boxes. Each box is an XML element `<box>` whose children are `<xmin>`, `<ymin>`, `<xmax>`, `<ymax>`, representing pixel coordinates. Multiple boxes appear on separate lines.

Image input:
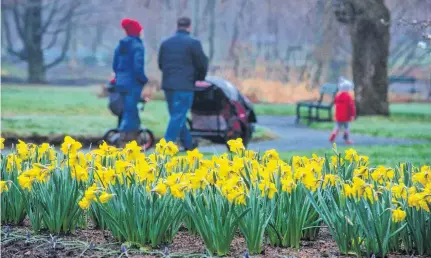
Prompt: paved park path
<box><xmin>198</xmin><ymin>115</ymin><xmax>423</xmax><ymax>153</ymax></box>
<box><xmin>1</xmin><ymin>115</ymin><xmax>423</xmax><ymax>155</ymax></box>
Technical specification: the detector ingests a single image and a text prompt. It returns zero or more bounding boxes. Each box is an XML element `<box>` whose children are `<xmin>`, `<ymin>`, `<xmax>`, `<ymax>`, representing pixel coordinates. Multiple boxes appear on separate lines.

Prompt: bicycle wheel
<box><xmin>138</xmin><ymin>129</ymin><xmax>155</xmax><ymax>151</ymax></box>
<box><xmin>103</xmin><ymin>129</ymin><xmax>120</xmax><ymax>146</ymax></box>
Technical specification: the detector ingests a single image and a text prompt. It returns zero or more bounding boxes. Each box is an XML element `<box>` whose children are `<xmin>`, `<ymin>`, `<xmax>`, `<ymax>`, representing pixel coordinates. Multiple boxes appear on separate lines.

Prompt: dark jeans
<box><xmin>117</xmin><ymin>115</ymin><xmax>122</xmax><ymax>128</ymax></box>
<box><xmin>164</xmin><ymin>90</ymin><xmax>194</xmax><ymax>149</ymax></box>
<box><xmin>119</xmin><ymin>88</ymin><xmax>142</xmax><ymax>132</ymax></box>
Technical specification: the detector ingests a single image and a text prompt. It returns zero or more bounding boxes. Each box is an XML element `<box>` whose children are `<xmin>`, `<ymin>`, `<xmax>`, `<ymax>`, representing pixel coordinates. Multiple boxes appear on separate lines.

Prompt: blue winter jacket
<box><xmin>113</xmin><ymin>36</ymin><xmax>148</xmax><ymax>92</ymax></box>
<box><xmin>112</xmin><ymin>36</ymin><xmax>148</xmax><ymax>132</ymax></box>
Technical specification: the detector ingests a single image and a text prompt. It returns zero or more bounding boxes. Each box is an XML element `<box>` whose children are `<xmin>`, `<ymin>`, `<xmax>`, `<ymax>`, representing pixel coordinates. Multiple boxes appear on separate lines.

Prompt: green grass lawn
<box><xmin>0</xmin><ymin>84</ymin><xmax>272</xmax><ymax>140</ymax></box>
<box><xmin>278</xmin><ymin>144</ymin><xmax>431</xmax><ymax>167</ymax></box>
<box><xmin>1</xmin><ymin>85</ymin><xmax>168</xmax><ymax>137</ymax></box>
<box><xmin>2</xmin><ymin>84</ymin><xmax>430</xmax><ymax>142</ymax></box>
<box><xmin>250</xmin><ymin>101</ymin><xmax>431</xmax><ymax>141</ymax></box>
<box><xmin>253</xmin><ymin>103</ymin><xmax>296</xmax><ymax>116</ymax></box>
<box><xmin>309</xmin><ymin>103</ymin><xmax>431</xmax><ymax>141</ymax></box>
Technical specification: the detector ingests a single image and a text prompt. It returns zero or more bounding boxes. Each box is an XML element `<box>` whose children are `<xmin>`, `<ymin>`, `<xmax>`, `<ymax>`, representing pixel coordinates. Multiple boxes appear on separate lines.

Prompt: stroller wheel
<box><xmin>103</xmin><ymin>129</ymin><xmax>120</xmax><ymax>146</ymax></box>
<box><xmin>138</xmin><ymin>129</ymin><xmax>155</xmax><ymax>151</ymax></box>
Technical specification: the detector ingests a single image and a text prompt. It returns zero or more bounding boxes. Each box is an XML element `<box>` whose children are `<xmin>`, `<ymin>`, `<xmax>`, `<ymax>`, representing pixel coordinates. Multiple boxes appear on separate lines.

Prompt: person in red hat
<box><xmin>112</xmin><ymin>18</ymin><xmax>148</xmax><ymax>146</ymax></box>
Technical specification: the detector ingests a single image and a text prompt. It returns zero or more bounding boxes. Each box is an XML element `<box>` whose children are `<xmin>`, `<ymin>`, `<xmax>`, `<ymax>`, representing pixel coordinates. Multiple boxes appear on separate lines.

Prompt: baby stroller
<box><xmin>188</xmin><ymin>76</ymin><xmax>257</xmax><ymax>148</ymax></box>
<box><xmin>102</xmin><ymin>81</ymin><xmax>155</xmax><ymax>150</ymax></box>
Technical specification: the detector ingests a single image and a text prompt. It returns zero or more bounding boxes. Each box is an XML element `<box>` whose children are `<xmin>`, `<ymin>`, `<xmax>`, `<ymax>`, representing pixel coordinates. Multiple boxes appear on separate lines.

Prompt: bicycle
<box><xmin>103</xmin><ymin>99</ymin><xmax>155</xmax><ymax>150</ymax></box>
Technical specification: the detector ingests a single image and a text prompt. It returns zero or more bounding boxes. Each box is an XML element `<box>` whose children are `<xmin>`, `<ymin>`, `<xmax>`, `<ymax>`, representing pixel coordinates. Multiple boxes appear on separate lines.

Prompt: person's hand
<box><xmin>195</xmin><ymin>81</ymin><xmax>211</xmax><ymax>87</ymax></box>
<box><xmin>141</xmin><ymin>88</ymin><xmax>152</xmax><ymax>100</ymax></box>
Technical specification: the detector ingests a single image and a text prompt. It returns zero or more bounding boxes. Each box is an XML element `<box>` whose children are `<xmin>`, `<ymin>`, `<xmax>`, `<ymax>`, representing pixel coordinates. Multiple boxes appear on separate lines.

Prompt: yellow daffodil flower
<box><xmin>344</xmin><ymin>148</ymin><xmax>359</xmax><ymax>163</ymax></box>
<box><xmin>6</xmin><ymin>154</ymin><xmax>22</xmax><ymax>173</ymax></box>
<box><xmin>323</xmin><ymin>174</ymin><xmax>339</xmax><ymax>188</ymax></box>
<box><xmin>17</xmin><ymin>140</ymin><xmax>29</xmax><ymax>159</ymax></box>
<box><xmin>84</xmin><ymin>184</ymin><xmax>98</xmax><ymax>201</ymax></box>
<box><xmin>99</xmin><ymin>192</ymin><xmax>114</xmax><ymax>203</ymax></box>
<box><xmin>152</xmin><ymin>182</ymin><xmax>168</xmax><ymax>196</ymax></box>
<box><xmin>60</xmin><ymin>136</ymin><xmax>82</xmax><ymax>155</ymax></box>
<box><xmin>78</xmin><ymin>197</ymin><xmax>91</xmax><ymax>209</ymax></box>
<box><xmin>227</xmin><ymin>138</ymin><xmax>244</xmax><ymax>154</ymax></box>
<box><xmin>392</xmin><ymin>208</ymin><xmax>407</xmax><ymax>223</ymax></box>
<box><xmin>262</xmin><ymin>149</ymin><xmax>279</xmax><ymax>161</ymax></box>
<box><xmin>0</xmin><ymin>181</ymin><xmax>9</xmax><ymax>193</ymax></box>
<box><xmin>71</xmin><ymin>165</ymin><xmax>89</xmax><ymax>182</ymax></box>
<box><xmin>281</xmin><ymin>178</ymin><xmax>296</xmax><ymax>193</ymax></box>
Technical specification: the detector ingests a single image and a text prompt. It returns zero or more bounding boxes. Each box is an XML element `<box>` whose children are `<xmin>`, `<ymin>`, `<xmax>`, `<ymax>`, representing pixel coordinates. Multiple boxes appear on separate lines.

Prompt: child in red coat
<box><xmin>329</xmin><ymin>77</ymin><xmax>356</xmax><ymax>144</ymax></box>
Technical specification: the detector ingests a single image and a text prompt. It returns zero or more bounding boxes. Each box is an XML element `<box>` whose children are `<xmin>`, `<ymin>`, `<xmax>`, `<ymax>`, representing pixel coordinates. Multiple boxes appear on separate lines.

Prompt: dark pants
<box><xmin>119</xmin><ymin>89</ymin><xmax>141</xmax><ymax>132</ymax></box>
<box><xmin>117</xmin><ymin>114</ymin><xmax>122</xmax><ymax>128</ymax></box>
<box><xmin>164</xmin><ymin>90</ymin><xmax>194</xmax><ymax>149</ymax></box>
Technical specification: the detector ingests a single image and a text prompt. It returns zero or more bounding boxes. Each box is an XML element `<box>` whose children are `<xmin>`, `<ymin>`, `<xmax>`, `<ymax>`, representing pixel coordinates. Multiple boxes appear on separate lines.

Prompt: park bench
<box><xmin>295</xmin><ymin>83</ymin><xmax>338</xmax><ymax>125</ymax></box>
<box><xmin>388</xmin><ymin>76</ymin><xmax>418</xmax><ymax>94</ymax></box>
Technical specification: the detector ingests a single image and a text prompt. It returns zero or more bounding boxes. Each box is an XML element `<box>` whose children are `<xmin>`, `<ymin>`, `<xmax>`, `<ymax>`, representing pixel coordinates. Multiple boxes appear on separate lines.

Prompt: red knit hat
<box><xmin>121</xmin><ymin>18</ymin><xmax>142</xmax><ymax>37</ymax></box>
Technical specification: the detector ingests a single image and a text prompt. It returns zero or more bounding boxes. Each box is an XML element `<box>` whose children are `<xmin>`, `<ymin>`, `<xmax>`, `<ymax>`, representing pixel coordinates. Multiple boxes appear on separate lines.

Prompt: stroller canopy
<box><xmin>204</xmin><ymin>76</ymin><xmax>240</xmax><ymax>101</ymax></box>
<box><xmin>191</xmin><ymin>76</ymin><xmax>257</xmax><ymax>123</ymax></box>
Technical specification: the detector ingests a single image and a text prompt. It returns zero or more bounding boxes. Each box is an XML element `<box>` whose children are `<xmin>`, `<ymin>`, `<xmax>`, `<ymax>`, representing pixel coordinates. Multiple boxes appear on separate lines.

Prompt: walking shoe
<box><xmin>182</xmin><ymin>142</ymin><xmax>199</xmax><ymax>152</ymax></box>
<box><xmin>329</xmin><ymin>133</ymin><xmax>337</xmax><ymax>142</ymax></box>
<box><xmin>344</xmin><ymin>139</ymin><xmax>354</xmax><ymax>145</ymax></box>
<box><xmin>329</xmin><ymin>129</ymin><xmax>339</xmax><ymax>143</ymax></box>
<box><xmin>343</xmin><ymin>132</ymin><xmax>353</xmax><ymax>144</ymax></box>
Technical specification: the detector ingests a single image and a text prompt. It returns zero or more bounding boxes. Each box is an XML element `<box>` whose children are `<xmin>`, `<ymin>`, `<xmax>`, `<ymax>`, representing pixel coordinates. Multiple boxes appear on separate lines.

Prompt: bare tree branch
<box><xmin>44</xmin><ymin>19</ymin><xmax>73</xmax><ymax>70</ymax></box>
<box><xmin>389</xmin><ymin>38</ymin><xmax>414</xmax><ymax>69</ymax></box>
<box><xmin>399</xmin><ymin>18</ymin><xmax>431</xmax><ymax>29</ymax></box>
<box><xmin>44</xmin><ymin>1</ymin><xmax>81</xmax><ymax>70</ymax></box>
<box><xmin>228</xmin><ymin>0</ymin><xmax>248</xmax><ymax>57</ymax></box>
<box><xmin>43</xmin><ymin>32</ymin><xmax>59</xmax><ymax>50</ymax></box>
<box><xmin>11</xmin><ymin>3</ymin><xmax>25</xmax><ymax>40</ymax></box>
<box><xmin>39</xmin><ymin>0</ymin><xmax>60</xmax><ymax>35</ymax></box>
<box><xmin>1</xmin><ymin>10</ymin><xmax>26</xmax><ymax>60</ymax></box>
<box><xmin>400</xmin><ymin>49</ymin><xmax>431</xmax><ymax>76</ymax></box>
<box><xmin>144</xmin><ymin>0</ymin><xmax>151</xmax><ymax>8</ymax></box>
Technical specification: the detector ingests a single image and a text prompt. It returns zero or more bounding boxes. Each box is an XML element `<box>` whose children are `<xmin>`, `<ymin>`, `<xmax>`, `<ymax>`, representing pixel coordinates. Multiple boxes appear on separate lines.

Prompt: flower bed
<box><xmin>1</xmin><ymin>137</ymin><xmax>430</xmax><ymax>257</ymax></box>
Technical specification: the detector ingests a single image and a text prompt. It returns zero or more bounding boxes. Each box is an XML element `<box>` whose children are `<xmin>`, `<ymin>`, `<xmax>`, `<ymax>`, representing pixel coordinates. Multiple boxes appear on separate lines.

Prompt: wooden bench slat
<box><xmin>319</xmin><ymin>83</ymin><xmax>338</xmax><ymax>94</ymax></box>
<box><xmin>295</xmin><ymin>83</ymin><xmax>339</xmax><ymax>125</ymax></box>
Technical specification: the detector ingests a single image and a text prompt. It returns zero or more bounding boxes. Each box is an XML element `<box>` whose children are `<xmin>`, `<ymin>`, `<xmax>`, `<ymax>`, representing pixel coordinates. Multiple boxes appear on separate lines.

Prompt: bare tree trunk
<box><xmin>208</xmin><ymin>0</ymin><xmax>216</xmax><ymax>63</ymax></box>
<box><xmin>26</xmin><ymin>0</ymin><xmax>46</xmax><ymax>83</ymax></box>
<box><xmin>350</xmin><ymin>1</ymin><xmax>390</xmax><ymax>115</ymax></box>
<box><xmin>69</xmin><ymin>26</ymin><xmax>78</xmax><ymax>69</ymax></box>
<box><xmin>229</xmin><ymin>0</ymin><xmax>247</xmax><ymax>77</ymax></box>
<box><xmin>3</xmin><ymin>0</ymin><xmax>79</xmax><ymax>83</ymax></box>
<box><xmin>193</xmin><ymin>0</ymin><xmax>200</xmax><ymax>36</ymax></box>
<box><xmin>267</xmin><ymin>0</ymin><xmax>279</xmax><ymax>60</ymax></box>
<box><xmin>91</xmin><ymin>22</ymin><xmax>107</xmax><ymax>54</ymax></box>
<box><xmin>335</xmin><ymin>0</ymin><xmax>390</xmax><ymax>116</ymax></box>
<box><xmin>27</xmin><ymin>49</ymin><xmax>46</xmax><ymax>83</ymax></box>
<box><xmin>313</xmin><ymin>61</ymin><xmax>323</xmax><ymax>87</ymax></box>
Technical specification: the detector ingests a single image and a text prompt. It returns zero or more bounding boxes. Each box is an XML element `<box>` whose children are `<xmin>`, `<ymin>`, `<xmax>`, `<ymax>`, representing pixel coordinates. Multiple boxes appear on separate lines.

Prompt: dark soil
<box><xmin>1</xmin><ymin>75</ymin><xmax>107</xmax><ymax>87</ymax></box>
<box><xmin>2</xmin><ymin>133</ymin><xmax>105</xmax><ymax>147</ymax></box>
<box><xmin>2</xmin><ymin>133</ymin><xmax>269</xmax><ymax>151</ymax></box>
<box><xmin>2</xmin><ymin>224</ymin><xmax>428</xmax><ymax>258</ymax></box>
<box><xmin>1</xmin><ymin>225</ymin><xmax>342</xmax><ymax>258</ymax></box>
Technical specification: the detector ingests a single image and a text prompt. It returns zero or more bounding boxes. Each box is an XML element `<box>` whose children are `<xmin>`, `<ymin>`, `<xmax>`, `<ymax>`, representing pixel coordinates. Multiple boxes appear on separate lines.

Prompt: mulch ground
<box><xmin>1</xmin><ymin>221</ymin><xmax>425</xmax><ymax>258</ymax></box>
<box><xmin>1</xmin><ymin>224</ymin><xmax>342</xmax><ymax>258</ymax></box>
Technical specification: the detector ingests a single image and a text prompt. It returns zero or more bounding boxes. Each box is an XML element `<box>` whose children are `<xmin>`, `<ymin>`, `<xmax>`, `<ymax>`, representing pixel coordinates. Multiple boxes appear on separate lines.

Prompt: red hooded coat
<box><xmin>334</xmin><ymin>92</ymin><xmax>356</xmax><ymax>122</ymax></box>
